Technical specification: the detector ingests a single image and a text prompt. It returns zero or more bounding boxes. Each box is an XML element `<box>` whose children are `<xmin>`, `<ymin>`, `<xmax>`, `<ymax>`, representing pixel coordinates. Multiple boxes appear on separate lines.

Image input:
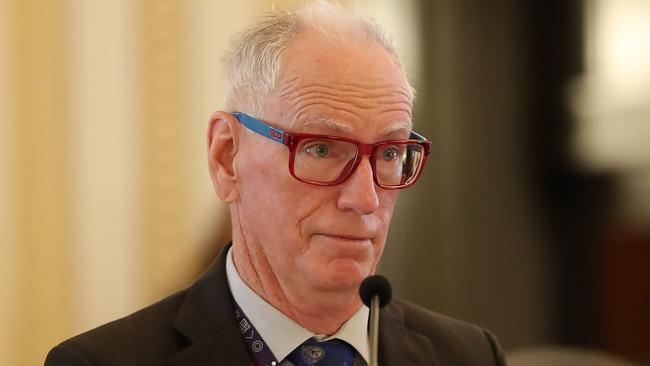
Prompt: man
<box><xmin>46</xmin><ymin>2</ymin><xmax>506</xmax><ymax>365</ymax></box>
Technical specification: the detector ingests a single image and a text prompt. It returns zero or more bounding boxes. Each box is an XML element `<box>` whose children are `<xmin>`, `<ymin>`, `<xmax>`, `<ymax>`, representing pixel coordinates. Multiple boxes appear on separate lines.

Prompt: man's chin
<box><xmin>316</xmin><ymin>261</ymin><xmax>370</xmax><ymax>291</ymax></box>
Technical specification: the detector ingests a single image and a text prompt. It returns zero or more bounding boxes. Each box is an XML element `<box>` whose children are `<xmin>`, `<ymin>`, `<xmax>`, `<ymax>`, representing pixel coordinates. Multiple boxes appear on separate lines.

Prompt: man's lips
<box><xmin>313</xmin><ymin>233</ymin><xmax>374</xmax><ymax>242</ymax></box>
<box><xmin>311</xmin><ymin>233</ymin><xmax>376</xmax><ymax>260</ymax></box>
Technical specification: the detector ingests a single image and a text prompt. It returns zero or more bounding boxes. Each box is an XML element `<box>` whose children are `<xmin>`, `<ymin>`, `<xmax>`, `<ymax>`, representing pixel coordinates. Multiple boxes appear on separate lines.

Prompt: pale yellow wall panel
<box><xmin>11</xmin><ymin>0</ymin><xmax>72</xmax><ymax>364</ymax></box>
<box><xmin>0</xmin><ymin>1</ymin><xmax>17</xmax><ymax>364</ymax></box>
<box><xmin>138</xmin><ymin>0</ymin><xmax>193</xmax><ymax>299</ymax></box>
<box><xmin>65</xmin><ymin>0</ymin><xmax>141</xmax><ymax>332</ymax></box>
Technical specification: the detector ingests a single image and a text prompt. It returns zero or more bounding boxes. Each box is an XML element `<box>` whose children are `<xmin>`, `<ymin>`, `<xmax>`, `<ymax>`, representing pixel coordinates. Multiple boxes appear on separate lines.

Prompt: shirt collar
<box><xmin>225</xmin><ymin>247</ymin><xmax>370</xmax><ymax>363</ymax></box>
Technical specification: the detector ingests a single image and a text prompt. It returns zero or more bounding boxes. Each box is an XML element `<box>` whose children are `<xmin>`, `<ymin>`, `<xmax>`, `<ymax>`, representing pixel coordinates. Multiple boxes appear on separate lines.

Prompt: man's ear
<box><xmin>207</xmin><ymin>111</ymin><xmax>241</xmax><ymax>203</ymax></box>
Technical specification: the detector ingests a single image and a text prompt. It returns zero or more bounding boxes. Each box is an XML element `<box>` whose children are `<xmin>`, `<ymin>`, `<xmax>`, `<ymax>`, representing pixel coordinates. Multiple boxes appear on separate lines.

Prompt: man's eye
<box><xmin>382</xmin><ymin>147</ymin><xmax>400</xmax><ymax>161</ymax></box>
<box><xmin>305</xmin><ymin>143</ymin><xmax>330</xmax><ymax>158</ymax></box>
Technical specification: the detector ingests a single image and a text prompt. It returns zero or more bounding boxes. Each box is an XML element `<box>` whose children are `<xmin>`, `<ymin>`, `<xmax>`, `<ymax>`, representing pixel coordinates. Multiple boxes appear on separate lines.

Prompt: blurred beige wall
<box><xmin>0</xmin><ymin>1</ymin><xmax>418</xmax><ymax>364</ymax></box>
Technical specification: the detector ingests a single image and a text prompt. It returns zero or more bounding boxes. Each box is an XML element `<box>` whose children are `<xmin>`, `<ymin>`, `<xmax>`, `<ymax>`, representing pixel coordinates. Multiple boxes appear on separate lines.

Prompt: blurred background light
<box><xmin>571</xmin><ymin>0</ymin><xmax>650</xmax><ymax>222</ymax></box>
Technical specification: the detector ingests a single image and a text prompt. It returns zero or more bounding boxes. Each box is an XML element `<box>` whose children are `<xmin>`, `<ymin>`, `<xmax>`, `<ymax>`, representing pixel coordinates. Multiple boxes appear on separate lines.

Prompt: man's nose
<box><xmin>336</xmin><ymin>157</ymin><xmax>380</xmax><ymax>215</ymax></box>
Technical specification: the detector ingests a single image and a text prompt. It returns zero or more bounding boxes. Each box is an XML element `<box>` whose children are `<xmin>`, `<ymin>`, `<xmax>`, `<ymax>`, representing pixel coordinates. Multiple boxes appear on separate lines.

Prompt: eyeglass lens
<box><xmin>293</xmin><ymin>138</ymin><xmax>424</xmax><ymax>187</ymax></box>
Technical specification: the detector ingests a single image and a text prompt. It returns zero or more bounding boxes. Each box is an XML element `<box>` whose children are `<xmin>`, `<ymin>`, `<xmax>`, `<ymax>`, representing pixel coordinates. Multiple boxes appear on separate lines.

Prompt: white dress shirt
<box><xmin>225</xmin><ymin>247</ymin><xmax>370</xmax><ymax>365</ymax></box>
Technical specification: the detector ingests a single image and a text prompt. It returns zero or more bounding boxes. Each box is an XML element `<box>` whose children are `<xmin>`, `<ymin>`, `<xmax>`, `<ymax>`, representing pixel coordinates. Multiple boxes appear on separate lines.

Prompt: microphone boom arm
<box><xmin>369</xmin><ymin>294</ymin><xmax>380</xmax><ymax>366</ymax></box>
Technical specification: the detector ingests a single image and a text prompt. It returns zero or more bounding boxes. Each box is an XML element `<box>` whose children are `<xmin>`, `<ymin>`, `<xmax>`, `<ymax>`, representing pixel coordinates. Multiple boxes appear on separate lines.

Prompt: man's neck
<box><xmin>231</xmin><ymin>239</ymin><xmax>362</xmax><ymax>335</ymax></box>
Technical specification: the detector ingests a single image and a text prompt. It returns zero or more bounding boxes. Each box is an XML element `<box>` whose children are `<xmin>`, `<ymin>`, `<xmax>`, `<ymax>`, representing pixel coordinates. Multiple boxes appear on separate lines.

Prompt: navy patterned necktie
<box><xmin>287</xmin><ymin>338</ymin><xmax>355</xmax><ymax>366</ymax></box>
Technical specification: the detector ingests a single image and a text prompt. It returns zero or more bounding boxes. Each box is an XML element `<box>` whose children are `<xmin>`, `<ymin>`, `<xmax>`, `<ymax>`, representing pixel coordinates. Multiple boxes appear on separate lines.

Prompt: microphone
<box><xmin>360</xmin><ymin>275</ymin><xmax>392</xmax><ymax>366</ymax></box>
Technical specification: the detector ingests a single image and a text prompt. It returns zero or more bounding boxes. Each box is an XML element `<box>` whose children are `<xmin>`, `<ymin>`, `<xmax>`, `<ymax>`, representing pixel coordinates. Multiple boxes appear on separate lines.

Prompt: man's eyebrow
<box><xmin>300</xmin><ymin>114</ymin><xmax>354</xmax><ymax>134</ymax></box>
<box><xmin>381</xmin><ymin>119</ymin><xmax>413</xmax><ymax>136</ymax></box>
<box><xmin>300</xmin><ymin>114</ymin><xmax>413</xmax><ymax>136</ymax></box>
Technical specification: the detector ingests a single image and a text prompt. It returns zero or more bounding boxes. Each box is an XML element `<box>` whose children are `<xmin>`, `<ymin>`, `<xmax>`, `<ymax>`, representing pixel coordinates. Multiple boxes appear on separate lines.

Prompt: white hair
<box><xmin>222</xmin><ymin>0</ymin><xmax>413</xmax><ymax>116</ymax></box>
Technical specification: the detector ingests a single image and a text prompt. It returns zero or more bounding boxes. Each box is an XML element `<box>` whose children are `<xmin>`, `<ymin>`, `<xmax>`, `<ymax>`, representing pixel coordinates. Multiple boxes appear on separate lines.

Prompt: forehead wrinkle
<box><xmin>277</xmin><ymin>76</ymin><xmax>301</xmax><ymax>97</ymax></box>
<box><xmin>324</xmin><ymin>82</ymin><xmax>412</xmax><ymax>101</ymax></box>
<box><xmin>290</xmin><ymin>95</ymin><xmax>400</xmax><ymax>111</ymax></box>
<box><xmin>284</xmin><ymin>89</ymin><xmax>411</xmax><ymax>109</ymax></box>
<box><xmin>377</xmin><ymin>106</ymin><xmax>413</xmax><ymax>119</ymax></box>
<box><xmin>283</xmin><ymin>86</ymin><xmax>412</xmax><ymax>113</ymax></box>
<box><xmin>279</xmin><ymin>81</ymin><xmax>412</xmax><ymax>101</ymax></box>
<box><xmin>283</xmin><ymin>87</ymin><xmax>402</xmax><ymax>100</ymax></box>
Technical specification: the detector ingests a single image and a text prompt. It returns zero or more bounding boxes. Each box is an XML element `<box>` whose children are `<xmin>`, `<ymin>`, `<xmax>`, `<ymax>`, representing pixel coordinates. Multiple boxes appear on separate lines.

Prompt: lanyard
<box><xmin>234</xmin><ymin>300</ymin><xmax>280</xmax><ymax>366</ymax></box>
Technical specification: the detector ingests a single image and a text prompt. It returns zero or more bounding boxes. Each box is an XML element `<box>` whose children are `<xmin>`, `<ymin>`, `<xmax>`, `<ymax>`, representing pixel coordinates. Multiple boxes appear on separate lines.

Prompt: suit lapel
<box><xmin>166</xmin><ymin>243</ymin><xmax>251</xmax><ymax>366</ymax></box>
<box><xmin>378</xmin><ymin>301</ymin><xmax>438</xmax><ymax>366</ymax></box>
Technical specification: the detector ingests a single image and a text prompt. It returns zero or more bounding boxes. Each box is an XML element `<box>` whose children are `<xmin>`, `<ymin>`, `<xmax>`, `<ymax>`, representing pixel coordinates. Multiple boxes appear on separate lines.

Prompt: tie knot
<box><xmin>287</xmin><ymin>338</ymin><xmax>355</xmax><ymax>366</ymax></box>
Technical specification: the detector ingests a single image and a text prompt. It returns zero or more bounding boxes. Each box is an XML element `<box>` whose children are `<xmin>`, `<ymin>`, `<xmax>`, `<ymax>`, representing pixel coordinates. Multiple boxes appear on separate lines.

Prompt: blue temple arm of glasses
<box><xmin>233</xmin><ymin>112</ymin><xmax>285</xmax><ymax>143</ymax></box>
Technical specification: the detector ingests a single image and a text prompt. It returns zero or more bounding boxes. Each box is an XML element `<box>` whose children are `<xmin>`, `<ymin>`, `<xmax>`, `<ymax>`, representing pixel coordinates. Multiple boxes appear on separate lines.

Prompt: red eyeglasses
<box><xmin>233</xmin><ymin>112</ymin><xmax>431</xmax><ymax>190</ymax></box>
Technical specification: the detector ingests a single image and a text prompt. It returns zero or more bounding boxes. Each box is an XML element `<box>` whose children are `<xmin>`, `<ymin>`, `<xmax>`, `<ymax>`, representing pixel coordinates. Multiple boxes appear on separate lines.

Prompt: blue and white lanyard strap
<box><xmin>234</xmin><ymin>300</ymin><xmax>280</xmax><ymax>366</ymax></box>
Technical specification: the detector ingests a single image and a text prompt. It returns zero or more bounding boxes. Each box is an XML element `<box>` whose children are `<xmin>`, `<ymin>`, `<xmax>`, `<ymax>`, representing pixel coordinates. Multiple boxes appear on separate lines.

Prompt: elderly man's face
<box><xmin>234</xmin><ymin>31</ymin><xmax>413</xmax><ymax>298</ymax></box>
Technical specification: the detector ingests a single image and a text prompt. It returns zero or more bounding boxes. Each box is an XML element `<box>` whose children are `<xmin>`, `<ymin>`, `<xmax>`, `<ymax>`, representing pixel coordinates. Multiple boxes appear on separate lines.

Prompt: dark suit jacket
<box><xmin>45</xmin><ymin>245</ymin><xmax>506</xmax><ymax>365</ymax></box>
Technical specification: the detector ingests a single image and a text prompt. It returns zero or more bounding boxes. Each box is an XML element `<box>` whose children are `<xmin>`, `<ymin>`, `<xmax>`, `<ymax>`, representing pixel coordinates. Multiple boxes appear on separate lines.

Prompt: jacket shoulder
<box><xmin>45</xmin><ymin>290</ymin><xmax>189</xmax><ymax>366</ymax></box>
<box><xmin>392</xmin><ymin>298</ymin><xmax>506</xmax><ymax>366</ymax></box>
